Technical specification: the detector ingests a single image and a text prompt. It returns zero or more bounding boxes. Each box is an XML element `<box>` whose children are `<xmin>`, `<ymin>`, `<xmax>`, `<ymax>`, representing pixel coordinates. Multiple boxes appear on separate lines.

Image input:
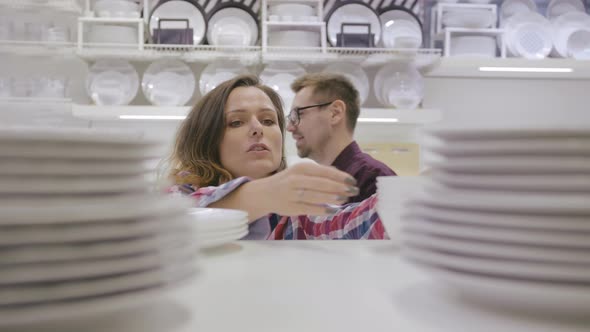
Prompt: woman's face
<box><xmin>219</xmin><ymin>86</ymin><xmax>283</xmax><ymax>179</ymax></box>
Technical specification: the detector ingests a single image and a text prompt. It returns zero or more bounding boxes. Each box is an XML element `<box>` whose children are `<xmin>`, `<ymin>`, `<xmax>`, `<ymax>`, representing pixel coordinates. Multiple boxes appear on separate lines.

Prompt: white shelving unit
<box><xmin>77</xmin><ymin>17</ymin><xmax>145</xmax><ymax>52</ymax></box>
<box><xmin>0</xmin><ymin>0</ymin><xmax>82</xmax><ymax>13</ymax></box>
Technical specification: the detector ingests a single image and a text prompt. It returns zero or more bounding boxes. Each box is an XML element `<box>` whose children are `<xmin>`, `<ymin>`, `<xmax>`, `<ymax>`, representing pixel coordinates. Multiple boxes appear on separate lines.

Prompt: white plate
<box><xmin>0</xmin><ymin>228</ymin><xmax>192</xmax><ymax>265</ymax></box>
<box><xmin>0</xmin><ymin>174</ymin><xmax>152</xmax><ymax>194</ymax></box>
<box><xmin>431</xmin><ymin>172</ymin><xmax>590</xmax><ymax>192</ymax></box>
<box><xmin>260</xmin><ymin>62</ymin><xmax>306</xmax><ymax>111</ymax></box>
<box><xmin>189</xmin><ymin>207</ymin><xmax>248</xmax><ymax>231</ymax></box>
<box><xmin>0</xmin><ymin>194</ymin><xmax>192</xmax><ymax>225</ymax></box>
<box><xmin>322</xmin><ymin>62</ymin><xmax>369</xmax><ymax>105</ymax></box>
<box><xmin>0</xmin><ymin>256</ymin><xmax>197</xmax><ymax>305</ymax></box>
<box><xmin>420</xmin><ymin>184</ymin><xmax>590</xmax><ymax>214</ymax></box>
<box><xmin>443</xmin><ymin>8</ymin><xmax>496</xmax><ymax>28</ymax></box>
<box><xmin>198</xmin><ymin>224</ymin><xmax>249</xmax><ymax>238</ymax></box>
<box><xmin>500</xmin><ymin>0</ymin><xmax>537</xmax><ymax>20</ymax></box>
<box><xmin>199</xmin><ymin>228</ymin><xmax>248</xmax><ymax>249</ymax></box>
<box><xmin>326</xmin><ymin>3</ymin><xmax>381</xmax><ymax>47</ymax></box>
<box><xmin>0</xmin><ymin>214</ymin><xmax>190</xmax><ymax>246</ymax></box>
<box><xmin>412</xmin><ymin>263</ymin><xmax>590</xmax><ymax>317</ymax></box>
<box><xmin>0</xmin><ymin>126</ymin><xmax>156</xmax><ymax>145</ymax></box>
<box><xmin>0</xmin><ymin>265</ymin><xmax>197</xmax><ymax>327</ymax></box>
<box><xmin>404</xmin><ymin>245</ymin><xmax>590</xmax><ymax>282</ymax></box>
<box><xmin>0</xmin><ymin>142</ymin><xmax>165</xmax><ymax>159</ymax></box>
<box><xmin>547</xmin><ymin>0</ymin><xmax>585</xmax><ymax>19</ymax></box>
<box><xmin>403</xmin><ymin>216</ymin><xmax>590</xmax><ymax>248</ymax></box>
<box><xmin>142</xmin><ymin>59</ymin><xmax>195</xmax><ymax>106</ymax></box>
<box><xmin>0</xmin><ymin>158</ymin><xmax>157</xmax><ymax>176</ymax></box>
<box><xmin>425</xmin><ymin>137</ymin><xmax>590</xmax><ymax>156</ymax></box>
<box><xmin>379</xmin><ymin>9</ymin><xmax>422</xmax><ymax>48</ymax></box>
<box><xmin>86</xmin><ymin>60</ymin><xmax>139</xmax><ymax>106</ymax></box>
<box><xmin>426</xmin><ymin>124</ymin><xmax>590</xmax><ymax>140</ymax></box>
<box><xmin>207</xmin><ymin>7</ymin><xmax>258</xmax><ymax>46</ymax></box>
<box><xmin>426</xmin><ymin>155</ymin><xmax>590</xmax><ymax>174</ymax></box>
<box><xmin>149</xmin><ymin>0</ymin><xmax>206</xmax><ymax>45</ymax></box>
<box><xmin>403</xmin><ymin>231</ymin><xmax>590</xmax><ymax>265</ymax></box>
<box><xmin>0</xmin><ymin>242</ymin><xmax>197</xmax><ymax>284</ymax></box>
<box><xmin>198</xmin><ymin>61</ymin><xmax>250</xmax><ymax>95</ymax></box>
<box><xmin>405</xmin><ymin>203</ymin><xmax>590</xmax><ymax>231</ymax></box>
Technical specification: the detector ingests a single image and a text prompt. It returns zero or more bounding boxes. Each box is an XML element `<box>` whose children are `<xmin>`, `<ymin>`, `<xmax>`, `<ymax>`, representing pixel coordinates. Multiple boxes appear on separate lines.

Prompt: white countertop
<box><xmin>31</xmin><ymin>241</ymin><xmax>590</xmax><ymax>332</ymax></box>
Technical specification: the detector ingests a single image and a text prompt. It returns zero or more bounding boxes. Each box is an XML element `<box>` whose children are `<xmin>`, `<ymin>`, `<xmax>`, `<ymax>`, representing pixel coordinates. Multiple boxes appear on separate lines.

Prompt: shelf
<box><xmin>266</xmin><ymin>21</ymin><xmax>323</xmax><ymax>27</ymax></box>
<box><xmin>425</xmin><ymin>57</ymin><xmax>590</xmax><ymax>79</ymax></box>
<box><xmin>0</xmin><ymin>0</ymin><xmax>81</xmax><ymax>13</ymax></box>
<box><xmin>0</xmin><ymin>41</ymin><xmax>76</xmax><ymax>56</ymax></box>
<box><xmin>72</xmin><ymin>104</ymin><xmax>440</xmax><ymax>124</ymax></box>
<box><xmin>267</xmin><ymin>0</ymin><xmax>320</xmax><ymax>3</ymax></box>
<box><xmin>78</xmin><ymin>17</ymin><xmax>143</xmax><ymax>24</ymax></box>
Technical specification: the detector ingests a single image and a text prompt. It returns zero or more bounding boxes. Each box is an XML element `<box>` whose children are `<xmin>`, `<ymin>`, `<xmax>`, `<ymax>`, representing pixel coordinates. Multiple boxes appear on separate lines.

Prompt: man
<box><xmin>287</xmin><ymin>72</ymin><xmax>396</xmax><ymax>203</ymax></box>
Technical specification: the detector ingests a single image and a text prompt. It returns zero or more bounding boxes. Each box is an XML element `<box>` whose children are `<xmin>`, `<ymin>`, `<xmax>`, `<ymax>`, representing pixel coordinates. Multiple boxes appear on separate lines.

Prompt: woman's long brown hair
<box><xmin>168</xmin><ymin>74</ymin><xmax>287</xmax><ymax>188</ymax></box>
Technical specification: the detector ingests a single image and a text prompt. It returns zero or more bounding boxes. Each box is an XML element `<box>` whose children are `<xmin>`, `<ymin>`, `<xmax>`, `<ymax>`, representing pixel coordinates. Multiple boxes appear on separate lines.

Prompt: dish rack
<box><xmin>429</xmin><ymin>2</ymin><xmax>507</xmax><ymax>58</ymax></box>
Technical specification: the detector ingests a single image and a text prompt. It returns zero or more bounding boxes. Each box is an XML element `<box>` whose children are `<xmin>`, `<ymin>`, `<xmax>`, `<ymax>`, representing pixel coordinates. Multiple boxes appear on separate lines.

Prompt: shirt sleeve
<box><xmin>169</xmin><ymin>177</ymin><xmax>252</xmax><ymax>207</ymax></box>
<box><xmin>270</xmin><ymin>194</ymin><xmax>389</xmax><ymax>240</ymax></box>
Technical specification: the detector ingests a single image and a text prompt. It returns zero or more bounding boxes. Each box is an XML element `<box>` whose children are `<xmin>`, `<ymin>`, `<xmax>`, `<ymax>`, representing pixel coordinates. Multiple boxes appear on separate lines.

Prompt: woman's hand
<box><xmin>255</xmin><ymin>162</ymin><xmax>359</xmax><ymax>216</ymax></box>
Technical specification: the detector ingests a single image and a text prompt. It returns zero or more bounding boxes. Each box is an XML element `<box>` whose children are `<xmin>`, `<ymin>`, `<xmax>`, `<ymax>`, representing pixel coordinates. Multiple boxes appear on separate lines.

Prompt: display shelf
<box><xmin>0</xmin><ymin>0</ymin><xmax>82</xmax><ymax>13</ymax></box>
<box><xmin>72</xmin><ymin>104</ymin><xmax>441</xmax><ymax>124</ymax></box>
<box><xmin>425</xmin><ymin>57</ymin><xmax>590</xmax><ymax>79</ymax></box>
<box><xmin>0</xmin><ymin>41</ymin><xmax>76</xmax><ymax>56</ymax></box>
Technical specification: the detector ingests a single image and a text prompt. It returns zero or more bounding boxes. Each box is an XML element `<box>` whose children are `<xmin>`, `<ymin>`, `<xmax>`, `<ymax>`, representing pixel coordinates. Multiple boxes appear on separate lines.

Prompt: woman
<box><xmin>168</xmin><ymin>75</ymin><xmax>387</xmax><ymax>240</ymax></box>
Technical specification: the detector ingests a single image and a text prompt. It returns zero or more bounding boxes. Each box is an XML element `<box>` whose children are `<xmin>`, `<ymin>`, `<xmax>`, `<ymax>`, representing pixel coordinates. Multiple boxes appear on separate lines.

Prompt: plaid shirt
<box><xmin>169</xmin><ymin>177</ymin><xmax>388</xmax><ymax>240</ymax></box>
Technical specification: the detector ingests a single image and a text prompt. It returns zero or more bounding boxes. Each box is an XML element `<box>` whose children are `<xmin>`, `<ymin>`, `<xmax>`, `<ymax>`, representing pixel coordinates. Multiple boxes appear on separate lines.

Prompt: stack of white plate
<box><xmin>189</xmin><ymin>208</ymin><xmax>249</xmax><ymax>249</ymax></box>
<box><xmin>402</xmin><ymin>124</ymin><xmax>590</xmax><ymax>317</ymax></box>
<box><xmin>0</xmin><ymin>127</ymin><xmax>199</xmax><ymax>328</ymax></box>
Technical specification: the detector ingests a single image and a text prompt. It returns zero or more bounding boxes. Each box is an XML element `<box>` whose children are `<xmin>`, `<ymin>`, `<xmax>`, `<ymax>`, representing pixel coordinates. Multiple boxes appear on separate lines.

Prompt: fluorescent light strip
<box><xmin>357</xmin><ymin>118</ymin><xmax>399</xmax><ymax>123</ymax></box>
<box><xmin>119</xmin><ymin>115</ymin><xmax>399</xmax><ymax>124</ymax></box>
<box><xmin>479</xmin><ymin>66</ymin><xmax>573</xmax><ymax>73</ymax></box>
<box><xmin>119</xmin><ymin>115</ymin><xmax>186</xmax><ymax>120</ymax></box>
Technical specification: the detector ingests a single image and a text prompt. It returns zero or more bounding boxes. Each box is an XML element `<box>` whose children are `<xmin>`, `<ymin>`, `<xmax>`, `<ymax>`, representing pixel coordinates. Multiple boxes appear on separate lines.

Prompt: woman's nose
<box><xmin>249</xmin><ymin>119</ymin><xmax>264</xmax><ymax>137</ymax></box>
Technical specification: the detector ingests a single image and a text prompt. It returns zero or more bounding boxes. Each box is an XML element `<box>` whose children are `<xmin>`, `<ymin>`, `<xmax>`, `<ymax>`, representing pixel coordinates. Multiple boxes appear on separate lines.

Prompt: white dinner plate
<box><xmin>142</xmin><ymin>59</ymin><xmax>195</xmax><ymax>106</ymax></box>
<box><xmin>207</xmin><ymin>7</ymin><xmax>258</xmax><ymax>46</ymax></box>
<box><xmin>411</xmin><ymin>263</ymin><xmax>590</xmax><ymax>317</ymax></box>
<box><xmin>260</xmin><ymin>62</ymin><xmax>305</xmax><ymax>111</ymax></box>
<box><xmin>0</xmin><ymin>214</ymin><xmax>191</xmax><ymax>246</ymax></box>
<box><xmin>404</xmin><ymin>245</ymin><xmax>590</xmax><ymax>282</ymax></box>
<box><xmin>0</xmin><ymin>127</ymin><xmax>157</xmax><ymax>145</ymax></box>
<box><xmin>0</xmin><ymin>174</ymin><xmax>152</xmax><ymax>194</ymax></box>
<box><xmin>198</xmin><ymin>61</ymin><xmax>250</xmax><ymax>95</ymax></box>
<box><xmin>0</xmin><ymin>242</ymin><xmax>197</xmax><ymax>285</ymax></box>
<box><xmin>198</xmin><ymin>224</ymin><xmax>248</xmax><ymax>238</ymax></box>
<box><xmin>403</xmin><ymin>216</ymin><xmax>590</xmax><ymax>248</ymax></box>
<box><xmin>189</xmin><ymin>207</ymin><xmax>248</xmax><ymax>231</ymax></box>
<box><xmin>425</xmin><ymin>137</ymin><xmax>590</xmax><ymax>156</ymax></box>
<box><xmin>0</xmin><ymin>228</ymin><xmax>192</xmax><ymax>264</ymax></box>
<box><xmin>86</xmin><ymin>60</ymin><xmax>139</xmax><ymax>106</ymax></box>
<box><xmin>425</xmin><ymin>124</ymin><xmax>590</xmax><ymax>140</ymax></box>
<box><xmin>149</xmin><ymin>0</ymin><xmax>206</xmax><ymax>45</ymax></box>
<box><xmin>0</xmin><ymin>142</ymin><xmax>166</xmax><ymax>159</ymax></box>
<box><xmin>430</xmin><ymin>171</ymin><xmax>590</xmax><ymax>192</ymax></box>
<box><xmin>403</xmin><ymin>231</ymin><xmax>590</xmax><ymax>265</ymax></box>
<box><xmin>426</xmin><ymin>155</ymin><xmax>590</xmax><ymax>174</ymax></box>
<box><xmin>0</xmin><ymin>158</ymin><xmax>157</xmax><ymax>176</ymax></box>
<box><xmin>199</xmin><ymin>228</ymin><xmax>248</xmax><ymax>249</ymax></box>
<box><xmin>405</xmin><ymin>203</ymin><xmax>590</xmax><ymax>231</ymax></box>
<box><xmin>0</xmin><ymin>194</ymin><xmax>192</xmax><ymax>225</ymax></box>
<box><xmin>0</xmin><ymin>265</ymin><xmax>197</xmax><ymax>327</ymax></box>
<box><xmin>326</xmin><ymin>3</ymin><xmax>381</xmax><ymax>47</ymax></box>
<box><xmin>546</xmin><ymin>0</ymin><xmax>585</xmax><ymax>19</ymax></box>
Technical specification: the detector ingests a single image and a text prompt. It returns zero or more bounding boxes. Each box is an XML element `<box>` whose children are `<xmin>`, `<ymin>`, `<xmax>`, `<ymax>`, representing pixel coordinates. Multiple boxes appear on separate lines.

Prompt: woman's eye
<box><xmin>262</xmin><ymin>119</ymin><xmax>275</xmax><ymax>126</ymax></box>
<box><xmin>229</xmin><ymin>120</ymin><xmax>242</xmax><ymax>127</ymax></box>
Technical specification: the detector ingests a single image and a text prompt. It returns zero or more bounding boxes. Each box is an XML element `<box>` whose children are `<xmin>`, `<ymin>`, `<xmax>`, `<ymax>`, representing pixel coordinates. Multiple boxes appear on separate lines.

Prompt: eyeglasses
<box><xmin>287</xmin><ymin>101</ymin><xmax>334</xmax><ymax>126</ymax></box>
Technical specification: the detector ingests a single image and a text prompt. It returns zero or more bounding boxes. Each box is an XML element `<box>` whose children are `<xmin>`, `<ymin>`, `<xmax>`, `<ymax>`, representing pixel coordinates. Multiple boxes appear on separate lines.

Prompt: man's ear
<box><xmin>330</xmin><ymin>100</ymin><xmax>346</xmax><ymax>126</ymax></box>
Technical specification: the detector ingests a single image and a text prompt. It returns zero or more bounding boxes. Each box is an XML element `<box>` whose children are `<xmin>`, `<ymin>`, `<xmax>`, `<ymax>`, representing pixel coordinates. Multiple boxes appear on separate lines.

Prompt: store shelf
<box><xmin>72</xmin><ymin>104</ymin><xmax>440</xmax><ymax>124</ymax></box>
<box><xmin>266</xmin><ymin>21</ymin><xmax>323</xmax><ymax>27</ymax></box>
<box><xmin>0</xmin><ymin>41</ymin><xmax>77</xmax><ymax>57</ymax></box>
<box><xmin>78</xmin><ymin>17</ymin><xmax>143</xmax><ymax>24</ymax></box>
<box><xmin>425</xmin><ymin>57</ymin><xmax>590</xmax><ymax>79</ymax></box>
<box><xmin>0</xmin><ymin>0</ymin><xmax>82</xmax><ymax>13</ymax></box>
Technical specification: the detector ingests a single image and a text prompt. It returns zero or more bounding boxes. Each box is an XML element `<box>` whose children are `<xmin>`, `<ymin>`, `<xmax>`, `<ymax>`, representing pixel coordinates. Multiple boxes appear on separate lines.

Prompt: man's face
<box><xmin>287</xmin><ymin>86</ymin><xmax>332</xmax><ymax>159</ymax></box>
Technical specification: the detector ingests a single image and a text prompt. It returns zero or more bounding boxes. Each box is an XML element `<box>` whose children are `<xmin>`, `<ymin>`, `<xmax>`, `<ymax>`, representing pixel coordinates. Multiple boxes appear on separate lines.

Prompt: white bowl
<box><xmin>268</xmin><ymin>30</ymin><xmax>320</xmax><ymax>47</ymax></box>
<box><xmin>94</xmin><ymin>0</ymin><xmax>139</xmax><ymax>17</ymax></box>
<box><xmin>199</xmin><ymin>61</ymin><xmax>250</xmax><ymax>95</ymax></box>
<box><xmin>269</xmin><ymin>4</ymin><xmax>314</xmax><ymax>17</ymax></box>
<box><xmin>451</xmin><ymin>35</ymin><xmax>497</xmax><ymax>57</ymax></box>
<box><xmin>88</xmin><ymin>25</ymin><xmax>138</xmax><ymax>44</ymax></box>
<box><xmin>260</xmin><ymin>62</ymin><xmax>306</xmax><ymax>112</ymax></box>
<box><xmin>443</xmin><ymin>8</ymin><xmax>496</xmax><ymax>29</ymax></box>
<box><xmin>86</xmin><ymin>60</ymin><xmax>138</xmax><ymax>106</ymax></box>
<box><xmin>550</xmin><ymin>12</ymin><xmax>590</xmax><ymax>58</ymax></box>
<box><xmin>546</xmin><ymin>0</ymin><xmax>585</xmax><ymax>20</ymax></box>
<box><xmin>374</xmin><ymin>63</ymin><xmax>424</xmax><ymax>109</ymax></box>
